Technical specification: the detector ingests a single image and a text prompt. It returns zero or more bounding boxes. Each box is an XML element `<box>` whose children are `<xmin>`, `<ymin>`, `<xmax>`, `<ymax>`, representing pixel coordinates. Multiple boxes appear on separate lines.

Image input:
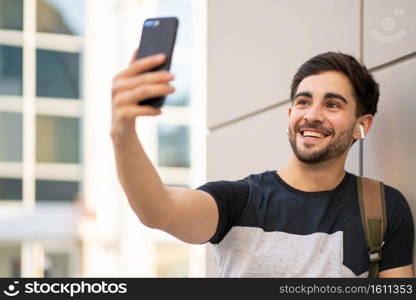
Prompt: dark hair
<box><xmin>290</xmin><ymin>52</ymin><xmax>379</xmax><ymax>117</ymax></box>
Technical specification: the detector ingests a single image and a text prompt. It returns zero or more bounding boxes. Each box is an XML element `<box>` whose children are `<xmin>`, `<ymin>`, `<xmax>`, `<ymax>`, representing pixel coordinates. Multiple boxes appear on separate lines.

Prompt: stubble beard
<box><xmin>288</xmin><ymin>123</ymin><xmax>355</xmax><ymax>164</ymax></box>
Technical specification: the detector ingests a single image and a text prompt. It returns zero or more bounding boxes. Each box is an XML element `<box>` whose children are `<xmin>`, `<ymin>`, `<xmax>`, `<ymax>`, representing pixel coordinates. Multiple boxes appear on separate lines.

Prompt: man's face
<box><xmin>288</xmin><ymin>71</ymin><xmax>359</xmax><ymax>164</ymax></box>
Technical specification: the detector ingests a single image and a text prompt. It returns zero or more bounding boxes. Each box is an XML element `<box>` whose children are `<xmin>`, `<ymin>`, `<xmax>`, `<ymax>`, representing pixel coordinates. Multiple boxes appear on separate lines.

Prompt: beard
<box><xmin>288</xmin><ymin>121</ymin><xmax>355</xmax><ymax>164</ymax></box>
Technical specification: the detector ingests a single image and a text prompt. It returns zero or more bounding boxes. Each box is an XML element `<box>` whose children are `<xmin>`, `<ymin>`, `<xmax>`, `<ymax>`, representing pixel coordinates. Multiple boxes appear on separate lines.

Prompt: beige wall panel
<box><xmin>365</xmin><ymin>58</ymin><xmax>416</xmax><ymax>248</ymax></box>
<box><xmin>345</xmin><ymin>139</ymin><xmax>360</xmax><ymax>175</ymax></box>
<box><xmin>206</xmin><ymin>103</ymin><xmax>291</xmax><ymax>181</ymax></box>
<box><xmin>207</xmin><ymin>0</ymin><xmax>360</xmax><ymax>128</ymax></box>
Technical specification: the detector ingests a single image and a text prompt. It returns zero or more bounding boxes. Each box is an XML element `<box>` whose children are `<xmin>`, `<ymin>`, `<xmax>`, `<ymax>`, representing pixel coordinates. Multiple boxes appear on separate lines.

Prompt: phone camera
<box><xmin>144</xmin><ymin>20</ymin><xmax>160</xmax><ymax>28</ymax></box>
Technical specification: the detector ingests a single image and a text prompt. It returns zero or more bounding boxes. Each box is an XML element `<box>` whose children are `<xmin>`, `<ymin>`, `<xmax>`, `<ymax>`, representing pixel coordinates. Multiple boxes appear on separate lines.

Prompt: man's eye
<box><xmin>297</xmin><ymin>100</ymin><xmax>308</xmax><ymax>106</ymax></box>
<box><xmin>327</xmin><ymin>102</ymin><xmax>340</xmax><ymax>108</ymax></box>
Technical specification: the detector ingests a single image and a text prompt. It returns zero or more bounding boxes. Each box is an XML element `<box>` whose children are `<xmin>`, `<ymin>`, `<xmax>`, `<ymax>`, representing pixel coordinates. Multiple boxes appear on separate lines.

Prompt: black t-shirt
<box><xmin>197</xmin><ymin>170</ymin><xmax>414</xmax><ymax>277</ymax></box>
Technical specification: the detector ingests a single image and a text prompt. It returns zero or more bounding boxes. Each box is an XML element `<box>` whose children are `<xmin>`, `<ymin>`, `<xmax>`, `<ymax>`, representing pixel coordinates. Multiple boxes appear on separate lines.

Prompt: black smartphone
<box><xmin>136</xmin><ymin>17</ymin><xmax>178</xmax><ymax>108</ymax></box>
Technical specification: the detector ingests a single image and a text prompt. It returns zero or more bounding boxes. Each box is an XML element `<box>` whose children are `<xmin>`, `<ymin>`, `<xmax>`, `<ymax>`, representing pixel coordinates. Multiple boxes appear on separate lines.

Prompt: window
<box><xmin>0</xmin><ymin>0</ymin><xmax>84</xmax><ymax>276</ymax></box>
<box><xmin>0</xmin><ymin>0</ymin><xmax>23</xmax><ymax>31</ymax></box>
<box><xmin>0</xmin><ymin>178</ymin><xmax>22</xmax><ymax>201</ymax></box>
<box><xmin>36</xmin><ymin>50</ymin><xmax>80</xmax><ymax>99</ymax></box>
<box><xmin>36</xmin><ymin>115</ymin><xmax>80</xmax><ymax>164</ymax></box>
<box><xmin>36</xmin><ymin>180</ymin><xmax>79</xmax><ymax>202</ymax></box>
<box><xmin>0</xmin><ymin>112</ymin><xmax>22</xmax><ymax>162</ymax></box>
<box><xmin>37</xmin><ymin>0</ymin><xmax>84</xmax><ymax>35</ymax></box>
<box><xmin>158</xmin><ymin>123</ymin><xmax>190</xmax><ymax>168</ymax></box>
<box><xmin>0</xmin><ymin>45</ymin><xmax>23</xmax><ymax>95</ymax></box>
<box><xmin>0</xmin><ymin>243</ymin><xmax>21</xmax><ymax>277</ymax></box>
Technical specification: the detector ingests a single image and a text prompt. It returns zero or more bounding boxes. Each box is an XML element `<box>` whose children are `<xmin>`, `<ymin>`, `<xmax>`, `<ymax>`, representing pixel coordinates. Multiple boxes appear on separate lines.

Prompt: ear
<box><xmin>353</xmin><ymin>114</ymin><xmax>373</xmax><ymax>140</ymax></box>
<box><xmin>288</xmin><ymin>107</ymin><xmax>292</xmax><ymax>118</ymax></box>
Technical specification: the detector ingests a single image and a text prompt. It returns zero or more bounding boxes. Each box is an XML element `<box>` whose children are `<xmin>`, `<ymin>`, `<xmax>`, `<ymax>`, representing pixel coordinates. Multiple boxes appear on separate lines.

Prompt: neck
<box><xmin>278</xmin><ymin>153</ymin><xmax>348</xmax><ymax>192</ymax></box>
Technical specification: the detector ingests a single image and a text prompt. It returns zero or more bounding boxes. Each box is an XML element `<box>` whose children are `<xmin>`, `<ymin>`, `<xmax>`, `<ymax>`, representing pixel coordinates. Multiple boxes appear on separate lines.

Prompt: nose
<box><xmin>303</xmin><ymin>103</ymin><xmax>324</xmax><ymax>123</ymax></box>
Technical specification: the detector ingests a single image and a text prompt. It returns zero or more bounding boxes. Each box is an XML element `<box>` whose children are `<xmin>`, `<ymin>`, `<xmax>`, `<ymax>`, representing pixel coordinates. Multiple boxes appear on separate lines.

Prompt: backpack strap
<box><xmin>356</xmin><ymin>176</ymin><xmax>387</xmax><ymax>278</ymax></box>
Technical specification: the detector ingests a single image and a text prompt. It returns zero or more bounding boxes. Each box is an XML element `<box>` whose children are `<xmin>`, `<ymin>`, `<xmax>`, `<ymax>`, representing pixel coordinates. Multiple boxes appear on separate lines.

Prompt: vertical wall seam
<box><xmin>359</xmin><ymin>0</ymin><xmax>364</xmax><ymax>63</ymax></box>
<box><xmin>359</xmin><ymin>0</ymin><xmax>364</xmax><ymax>176</ymax></box>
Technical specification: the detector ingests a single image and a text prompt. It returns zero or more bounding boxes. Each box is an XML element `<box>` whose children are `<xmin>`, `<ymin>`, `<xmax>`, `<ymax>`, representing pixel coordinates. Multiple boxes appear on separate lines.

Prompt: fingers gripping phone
<box><xmin>136</xmin><ymin>17</ymin><xmax>178</xmax><ymax>108</ymax></box>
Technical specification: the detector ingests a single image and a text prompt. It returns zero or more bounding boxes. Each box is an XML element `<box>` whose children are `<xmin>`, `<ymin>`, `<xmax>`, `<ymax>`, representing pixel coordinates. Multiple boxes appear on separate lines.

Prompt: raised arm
<box><xmin>110</xmin><ymin>51</ymin><xmax>218</xmax><ymax>244</ymax></box>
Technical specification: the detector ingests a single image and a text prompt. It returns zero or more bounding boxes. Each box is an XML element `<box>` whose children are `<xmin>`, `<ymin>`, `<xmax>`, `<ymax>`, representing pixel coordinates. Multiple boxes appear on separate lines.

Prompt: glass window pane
<box><xmin>0</xmin><ymin>112</ymin><xmax>22</xmax><ymax>162</ymax></box>
<box><xmin>36</xmin><ymin>180</ymin><xmax>78</xmax><ymax>201</ymax></box>
<box><xmin>157</xmin><ymin>0</ymin><xmax>193</xmax><ymax>48</ymax></box>
<box><xmin>0</xmin><ymin>0</ymin><xmax>23</xmax><ymax>30</ymax></box>
<box><xmin>165</xmin><ymin>62</ymin><xmax>190</xmax><ymax>106</ymax></box>
<box><xmin>158</xmin><ymin>124</ymin><xmax>190</xmax><ymax>167</ymax></box>
<box><xmin>0</xmin><ymin>244</ymin><xmax>21</xmax><ymax>277</ymax></box>
<box><xmin>36</xmin><ymin>115</ymin><xmax>80</xmax><ymax>163</ymax></box>
<box><xmin>36</xmin><ymin>50</ymin><xmax>80</xmax><ymax>99</ymax></box>
<box><xmin>0</xmin><ymin>178</ymin><xmax>22</xmax><ymax>200</ymax></box>
<box><xmin>0</xmin><ymin>45</ymin><xmax>23</xmax><ymax>96</ymax></box>
<box><xmin>37</xmin><ymin>0</ymin><xmax>84</xmax><ymax>35</ymax></box>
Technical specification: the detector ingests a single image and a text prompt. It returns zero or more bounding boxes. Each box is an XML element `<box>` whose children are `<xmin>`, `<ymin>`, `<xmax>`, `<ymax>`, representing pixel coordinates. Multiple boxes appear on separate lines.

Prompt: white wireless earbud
<box><xmin>359</xmin><ymin>125</ymin><xmax>365</xmax><ymax>139</ymax></box>
<box><xmin>286</xmin><ymin>126</ymin><xmax>289</xmax><ymax>134</ymax></box>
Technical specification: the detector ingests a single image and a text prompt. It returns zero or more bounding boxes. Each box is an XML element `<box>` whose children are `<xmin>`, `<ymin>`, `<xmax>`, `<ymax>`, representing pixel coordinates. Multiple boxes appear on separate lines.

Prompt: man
<box><xmin>111</xmin><ymin>51</ymin><xmax>414</xmax><ymax>277</ymax></box>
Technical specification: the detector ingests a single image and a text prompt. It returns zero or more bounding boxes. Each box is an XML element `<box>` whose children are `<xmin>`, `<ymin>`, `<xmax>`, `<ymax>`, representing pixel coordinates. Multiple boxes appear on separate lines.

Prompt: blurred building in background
<box><xmin>0</xmin><ymin>0</ymin><xmax>206</xmax><ymax>277</ymax></box>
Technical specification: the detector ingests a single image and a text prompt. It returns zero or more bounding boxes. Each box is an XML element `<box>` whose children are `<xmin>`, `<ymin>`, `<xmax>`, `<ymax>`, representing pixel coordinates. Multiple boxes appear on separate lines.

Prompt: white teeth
<box><xmin>303</xmin><ymin>130</ymin><xmax>324</xmax><ymax>138</ymax></box>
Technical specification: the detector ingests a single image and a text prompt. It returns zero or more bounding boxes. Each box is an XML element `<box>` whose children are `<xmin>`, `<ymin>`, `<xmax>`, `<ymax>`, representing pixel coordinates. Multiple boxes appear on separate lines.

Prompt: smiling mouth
<box><xmin>298</xmin><ymin>129</ymin><xmax>331</xmax><ymax>141</ymax></box>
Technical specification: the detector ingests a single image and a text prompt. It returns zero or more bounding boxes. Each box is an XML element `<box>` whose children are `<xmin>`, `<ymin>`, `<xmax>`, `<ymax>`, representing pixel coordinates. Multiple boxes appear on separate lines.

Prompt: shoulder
<box><xmin>378</xmin><ymin>183</ymin><xmax>414</xmax><ymax>271</ymax></box>
<box><xmin>246</xmin><ymin>170</ymin><xmax>276</xmax><ymax>181</ymax></box>
<box><xmin>380</xmin><ymin>183</ymin><xmax>414</xmax><ymax>246</ymax></box>
<box><xmin>383</xmin><ymin>184</ymin><xmax>406</xmax><ymax>199</ymax></box>
<box><xmin>195</xmin><ymin>170</ymin><xmax>271</xmax><ymax>244</ymax></box>
<box><xmin>354</xmin><ymin>177</ymin><xmax>411</xmax><ymax>219</ymax></box>
<box><xmin>196</xmin><ymin>170</ymin><xmax>273</xmax><ymax>191</ymax></box>
<box><xmin>383</xmin><ymin>184</ymin><xmax>412</xmax><ymax>218</ymax></box>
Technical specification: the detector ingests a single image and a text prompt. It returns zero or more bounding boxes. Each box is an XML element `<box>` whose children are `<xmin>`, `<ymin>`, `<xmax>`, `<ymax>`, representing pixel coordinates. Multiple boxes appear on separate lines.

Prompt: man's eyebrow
<box><xmin>324</xmin><ymin>92</ymin><xmax>348</xmax><ymax>104</ymax></box>
<box><xmin>293</xmin><ymin>91</ymin><xmax>349</xmax><ymax>104</ymax></box>
<box><xmin>293</xmin><ymin>91</ymin><xmax>312</xmax><ymax>100</ymax></box>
